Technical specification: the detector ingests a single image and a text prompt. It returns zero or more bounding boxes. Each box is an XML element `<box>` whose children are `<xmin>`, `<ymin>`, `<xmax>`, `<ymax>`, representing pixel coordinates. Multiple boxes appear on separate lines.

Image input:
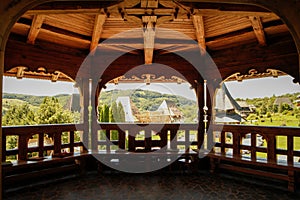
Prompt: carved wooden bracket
<box><xmin>109</xmin><ymin>74</ymin><xmax>186</xmax><ymax>85</ymax></box>
<box><xmin>5</xmin><ymin>66</ymin><xmax>74</xmax><ymax>82</ymax></box>
<box><xmin>228</xmin><ymin>69</ymin><xmax>286</xmax><ymax>82</ymax></box>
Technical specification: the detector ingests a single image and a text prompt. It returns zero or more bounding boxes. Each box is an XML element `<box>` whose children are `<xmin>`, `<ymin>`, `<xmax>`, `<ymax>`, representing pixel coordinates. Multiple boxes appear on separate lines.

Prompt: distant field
<box><xmin>2</xmin><ymin>99</ymin><xmax>38</xmax><ymax>112</ymax></box>
<box><xmin>244</xmin><ymin>114</ymin><xmax>300</xmax><ymax>127</ymax></box>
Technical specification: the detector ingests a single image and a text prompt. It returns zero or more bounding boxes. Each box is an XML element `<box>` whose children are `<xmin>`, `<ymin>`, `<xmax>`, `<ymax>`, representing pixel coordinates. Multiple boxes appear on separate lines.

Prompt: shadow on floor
<box><xmin>4</xmin><ymin>170</ymin><xmax>300</xmax><ymax>200</ymax></box>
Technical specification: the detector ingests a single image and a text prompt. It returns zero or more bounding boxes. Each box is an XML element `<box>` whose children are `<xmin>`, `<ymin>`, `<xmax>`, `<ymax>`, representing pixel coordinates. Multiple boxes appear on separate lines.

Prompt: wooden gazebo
<box><xmin>1</xmin><ymin>0</ymin><xmax>300</xmax><ymax>197</ymax></box>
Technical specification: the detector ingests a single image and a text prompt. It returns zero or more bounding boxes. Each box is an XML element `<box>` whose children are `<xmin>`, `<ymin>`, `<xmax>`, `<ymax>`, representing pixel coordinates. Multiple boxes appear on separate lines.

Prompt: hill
<box><xmin>3</xmin><ymin>93</ymin><xmax>71</xmax><ymax>108</ymax></box>
<box><xmin>99</xmin><ymin>89</ymin><xmax>198</xmax><ymax>122</ymax></box>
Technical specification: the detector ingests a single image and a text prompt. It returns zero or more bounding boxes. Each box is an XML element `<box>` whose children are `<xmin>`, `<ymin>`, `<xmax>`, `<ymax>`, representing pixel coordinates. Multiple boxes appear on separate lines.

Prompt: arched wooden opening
<box><xmin>1</xmin><ymin>0</ymin><xmax>300</xmax><ymax>195</ymax></box>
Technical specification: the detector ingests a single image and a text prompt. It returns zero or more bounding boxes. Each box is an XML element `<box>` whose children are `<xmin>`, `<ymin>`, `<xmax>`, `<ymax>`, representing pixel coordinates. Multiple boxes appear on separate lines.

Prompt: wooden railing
<box><xmin>3</xmin><ymin>123</ymin><xmax>300</xmax><ymax>166</ymax></box>
<box><xmin>2</xmin><ymin>124</ymin><xmax>86</xmax><ymax>162</ymax></box>
<box><xmin>209</xmin><ymin>124</ymin><xmax>300</xmax><ymax>191</ymax></box>
<box><xmin>94</xmin><ymin>123</ymin><xmax>200</xmax><ymax>152</ymax></box>
<box><xmin>211</xmin><ymin>124</ymin><xmax>300</xmax><ymax>166</ymax></box>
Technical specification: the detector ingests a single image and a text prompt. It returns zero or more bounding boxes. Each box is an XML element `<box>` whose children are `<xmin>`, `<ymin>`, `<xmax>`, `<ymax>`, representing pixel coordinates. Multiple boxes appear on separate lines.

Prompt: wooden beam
<box><xmin>192</xmin><ymin>15</ymin><xmax>206</xmax><ymax>54</ymax></box>
<box><xmin>143</xmin><ymin>16</ymin><xmax>157</xmax><ymax>65</ymax></box>
<box><xmin>27</xmin><ymin>15</ymin><xmax>45</xmax><ymax>44</ymax></box>
<box><xmin>195</xmin><ymin>9</ymin><xmax>278</xmax><ymax>18</ymax></box>
<box><xmin>90</xmin><ymin>14</ymin><xmax>106</xmax><ymax>52</ymax></box>
<box><xmin>249</xmin><ymin>16</ymin><xmax>267</xmax><ymax>46</ymax></box>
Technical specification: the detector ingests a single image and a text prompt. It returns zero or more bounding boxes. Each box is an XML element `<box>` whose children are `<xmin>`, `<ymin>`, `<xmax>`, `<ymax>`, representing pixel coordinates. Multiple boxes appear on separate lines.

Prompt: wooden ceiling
<box><xmin>4</xmin><ymin>0</ymin><xmax>299</xmax><ymax>85</ymax></box>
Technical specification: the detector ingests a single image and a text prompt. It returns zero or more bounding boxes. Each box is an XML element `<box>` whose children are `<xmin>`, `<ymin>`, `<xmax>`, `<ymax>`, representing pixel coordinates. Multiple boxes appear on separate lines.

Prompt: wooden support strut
<box><xmin>27</xmin><ymin>15</ymin><xmax>45</xmax><ymax>45</ymax></box>
<box><xmin>192</xmin><ymin>15</ymin><xmax>206</xmax><ymax>55</ymax></box>
<box><xmin>90</xmin><ymin>14</ymin><xmax>106</xmax><ymax>52</ymax></box>
<box><xmin>142</xmin><ymin>16</ymin><xmax>157</xmax><ymax>65</ymax></box>
<box><xmin>249</xmin><ymin>16</ymin><xmax>267</xmax><ymax>46</ymax></box>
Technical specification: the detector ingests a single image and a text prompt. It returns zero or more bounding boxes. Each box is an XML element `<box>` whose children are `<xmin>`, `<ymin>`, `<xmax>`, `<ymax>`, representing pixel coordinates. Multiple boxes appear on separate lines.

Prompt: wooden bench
<box><xmin>209</xmin><ymin>153</ymin><xmax>300</xmax><ymax>192</ymax></box>
<box><xmin>2</xmin><ymin>152</ymin><xmax>91</xmax><ymax>193</ymax></box>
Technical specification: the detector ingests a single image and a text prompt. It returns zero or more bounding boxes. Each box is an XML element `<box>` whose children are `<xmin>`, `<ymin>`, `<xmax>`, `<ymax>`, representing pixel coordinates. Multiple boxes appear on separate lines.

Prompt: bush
<box><xmin>282</xmin><ymin>110</ymin><xmax>289</xmax><ymax>115</ymax></box>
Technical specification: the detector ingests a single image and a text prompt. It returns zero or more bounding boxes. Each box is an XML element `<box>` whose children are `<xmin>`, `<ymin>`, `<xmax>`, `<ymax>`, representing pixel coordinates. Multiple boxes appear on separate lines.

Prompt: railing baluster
<box><xmin>118</xmin><ymin>130</ymin><xmax>125</xmax><ymax>150</ymax></box>
<box><xmin>267</xmin><ymin>135</ymin><xmax>276</xmax><ymax>164</ymax></box>
<box><xmin>221</xmin><ymin>131</ymin><xmax>226</xmax><ymax>155</ymax></box>
<box><xmin>106</xmin><ymin>129</ymin><xmax>110</xmax><ymax>152</ymax></box>
<box><xmin>54</xmin><ymin>132</ymin><xmax>62</xmax><ymax>155</ymax></box>
<box><xmin>128</xmin><ymin>134</ymin><xmax>135</xmax><ymax>152</ymax></box>
<box><xmin>18</xmin><ymin>135</ymin><xmax>28</xmax><ymax>160</ymax></box>
<box><xmin>145</xmin><ymin>129</ymin><xmax>151</xmax><ymax>152</ymax></box>
<box><xmin>38</xmin><ymin>133</ymin><xmax>44</xmax><ymax>157</ymax></box>
<box><xmin>70</xmin><ymin>131</ymin><xmax>75</xmax><ymax>153</ymax></box>
<box><xmin>185</xmin><ymin>129</ymin><xmax>190</xmax><ymax>150</ymax></box>
<box><xmin>160</xmin><ymin>129</ymin><xmax>167</xmax><ymax>150</ymax></box>
<box><xmin>251</xmin><ymin>133</ymin><xmax>256</xmax><ymax>161</ymax></box>
<box><xmin>2</xmin><ymin>136</ymin><xmax>6</xmax><ymax>162</ymax></box>
<box><xmin>170</xmin><ymin>129</ymin><xmax>177</xmax><ymax>150</ymax></box>
<box><xmin>233</xmin><ymin>132</ymin><xmax>240</xmax><ymax>158</ymax></box>
<box><xmin>288</xmin><ymin>135</ymin><xmax>294</xmax><ymax>166</ymax></box>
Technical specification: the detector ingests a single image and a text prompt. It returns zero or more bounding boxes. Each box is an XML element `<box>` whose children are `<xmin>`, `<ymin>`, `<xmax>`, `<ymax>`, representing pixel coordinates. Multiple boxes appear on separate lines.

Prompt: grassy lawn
<box><xmin>245</xmin><ymin>114</ymin><xmax>300</xmax><ymax>127</ymax></box>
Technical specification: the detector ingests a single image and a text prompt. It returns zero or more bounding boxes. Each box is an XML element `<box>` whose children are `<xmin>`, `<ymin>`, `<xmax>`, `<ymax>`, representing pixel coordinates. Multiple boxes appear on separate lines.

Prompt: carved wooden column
<box><xmin>91</xmin><ymin>79</ymin><xmax>100</xmax><ymax>152</ymax></box>
<box><xmin>195</xmin><ymin>81</ymin><xmax>204</xmax><ymax>150</ymax></box>
<box><xmin>77</xmin><ymin>78</ymin><xmax>90</xmax><ymax>152</ymax></box>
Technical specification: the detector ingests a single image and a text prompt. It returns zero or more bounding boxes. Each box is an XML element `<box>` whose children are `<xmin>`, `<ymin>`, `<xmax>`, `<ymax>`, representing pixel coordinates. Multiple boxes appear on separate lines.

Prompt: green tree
<box><xmin>36</xmin><ymin>97</ymin><xmax>74</xmax><ymax>124</ymax></box>
<box><xmin>2</xmin><ymin>103</ymin><xmax>36</xmax><ymax>151</ymax></box>
<box><xmin>110</xmin><ymin>102</ymin><xmax>118</xmax><ymax>122</ymax></box>
<box><xmin>2</xmin><ymin>103</ymin><xmax>36</xmax><ymax>126</ymax></box>
<box><xmin>98</xmin><ymin>104</ymin><xmax>110</xmax><ymax>122</ymax></box>
<box><xmin>260</xmin><ymin>105</ymin><xmax>267</xmax><ymax>115</ymax></box>
<box><xmin>273</xmin><ymin>104</ymin><xmax>279</xmax><ymax>113</ymax></box>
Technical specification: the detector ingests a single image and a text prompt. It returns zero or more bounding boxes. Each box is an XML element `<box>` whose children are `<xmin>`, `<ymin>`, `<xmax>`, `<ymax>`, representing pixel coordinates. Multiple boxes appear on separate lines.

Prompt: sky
<box><xmin>2</xmin><ymin>75</ymin><xmax>300</xmax><ymax>100</ymax></box>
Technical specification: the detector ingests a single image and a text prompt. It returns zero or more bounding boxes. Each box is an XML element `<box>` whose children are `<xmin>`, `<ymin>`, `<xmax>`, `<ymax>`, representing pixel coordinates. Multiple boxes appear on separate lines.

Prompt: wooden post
<box><xmin>82</xmin><ymin>78</ymin><xmax>90</xmax><ymax>152</ymax></box>
<box><xmin>195</xmin><ymin>82</ymin><xmax>204</xmax><ymax>150</ymax></box>
<box><xmin>206</xmin><ymin>81</ymin><xmax>216</xmax><ymax>152</ymax></box>
<box><xmin>0</xmin><ymin>48</ymin><xmax>4</xmax><ymax>198</ymax></box>
<box><xmin>91</xmin><ymin>79</ymin><xmax>99</xmax><ymax>152</ymax></box>
<box><xmin>77</xmin><ymin>78</ymin><xmax>90</xmax><ymax>152</ymax></box>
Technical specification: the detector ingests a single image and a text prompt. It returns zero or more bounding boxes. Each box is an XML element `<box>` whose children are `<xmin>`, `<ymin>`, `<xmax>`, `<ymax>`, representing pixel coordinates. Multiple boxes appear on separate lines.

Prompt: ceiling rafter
<box><xmin>192</xmin><ymin>15</ymin><xmax>206</xmax><ymax>54</ymax></box>
<box><xmin>249</xmin><ymin>16</ymin><xmax>267</xmax><ymax>46</ymax></box>
<box><xmin>90</xmin><ymin>14</ymin><xmax>106</xmax><ymax>52</ymax></box>
<box><xmin>27</xmin><ymin>14</ymin><xmax>45</xmax><ymax>44</ymax></box>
